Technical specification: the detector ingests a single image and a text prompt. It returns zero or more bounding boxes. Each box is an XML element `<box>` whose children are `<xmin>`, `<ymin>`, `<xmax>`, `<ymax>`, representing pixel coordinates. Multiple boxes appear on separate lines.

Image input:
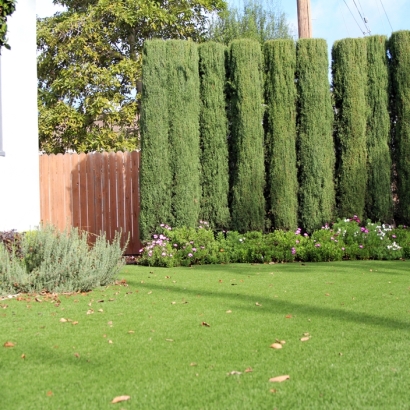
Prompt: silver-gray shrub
<box><xmin>0</xmin><ymin>225</ymin><xmax>125</xmax><ymax>295</ymax></box>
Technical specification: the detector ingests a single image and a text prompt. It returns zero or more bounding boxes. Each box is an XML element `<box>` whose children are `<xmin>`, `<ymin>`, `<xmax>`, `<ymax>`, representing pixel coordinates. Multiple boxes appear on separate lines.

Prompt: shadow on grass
<box><xmin>133</xmin><ymin>281</ymin><xmax>410</xmax><ymax>332</ymax></box>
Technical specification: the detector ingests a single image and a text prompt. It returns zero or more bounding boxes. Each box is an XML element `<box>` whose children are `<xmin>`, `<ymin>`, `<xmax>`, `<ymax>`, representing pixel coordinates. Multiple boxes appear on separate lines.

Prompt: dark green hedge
<box><xmin>332</xmin><ymin>38</ymin><xmax>368</xmax><ymax>220</ymax></box>
<box><xmin>264</xmin><ymin>39</ymin><xmax>298</xmax><ymax>230</ymax></box>
<box><xmin>296</xmin><ymin>39</ymin><xmax>335</xmax><ymax>232</ymax></box>
<box><xmin>198</xmin><ymin>42</ymin><xmax>230</xmax><ymax>229</ymax></box>
<box><xmin>365</xmin><ymin>35</ymin><xmax>392</xmax><ymax>222</ymax></box>
<box><xmin>140</xmin><ymin>40</ymin><xmax>171</xmax><ymax>240</ymax></box>
<box><xmin>228</xmin><ymin>39</ymin><xmax>265</xmax><ymax>232</ymax></box>
<box><xmin>390</xmin><ymin>31</ymin><xmax>410</xmax><ymax>225</ymax></box>
<box><xmin>167</xmin><ymin>41</ymin><xmax>201</xmax><ymax>229</ymax></box>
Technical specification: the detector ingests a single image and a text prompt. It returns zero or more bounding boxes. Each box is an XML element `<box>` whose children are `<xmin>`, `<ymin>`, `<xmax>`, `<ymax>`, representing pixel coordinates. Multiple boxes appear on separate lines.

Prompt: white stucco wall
<box><xmin>0</xmin><ymin>0</ymin><xmax>40</xmax><ymax>231</ymax></box>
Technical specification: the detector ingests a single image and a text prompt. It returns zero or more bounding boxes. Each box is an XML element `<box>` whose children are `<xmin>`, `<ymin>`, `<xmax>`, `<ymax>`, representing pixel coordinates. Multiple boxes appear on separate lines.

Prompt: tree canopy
<box><xmin>37</xmin><ymin>0</ymin><xmax>227</xmax><ymax>153</ymax></box>
<box><xmin>0</xmin><ymin>0</ymin><xmax>16</xmax><ymax>50</ymax></box>
<box><xmin>207</xmin><ymin>0</ymin><xmax>293</xmax><ymax>45</ymax></box>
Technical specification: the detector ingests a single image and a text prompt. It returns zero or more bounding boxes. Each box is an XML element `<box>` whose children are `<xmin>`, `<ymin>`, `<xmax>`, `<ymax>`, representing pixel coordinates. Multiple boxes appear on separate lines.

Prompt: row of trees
<box><xmin>140</xmin><ymin>33</ymin><xmax>410</xmax><ymax>238</ymax></box>
<box><xmin>37</xmin><ymin>0</ymin><xmax>292</xmax><ymax>154</ymax></box>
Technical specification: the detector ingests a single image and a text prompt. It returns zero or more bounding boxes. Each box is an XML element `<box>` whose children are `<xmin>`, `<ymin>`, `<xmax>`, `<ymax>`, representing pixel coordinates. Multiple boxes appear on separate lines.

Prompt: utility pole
<box><xmin>297</xmin><ymin>0</ymin><xmax>312</xmax><ymax>38</ymax></box>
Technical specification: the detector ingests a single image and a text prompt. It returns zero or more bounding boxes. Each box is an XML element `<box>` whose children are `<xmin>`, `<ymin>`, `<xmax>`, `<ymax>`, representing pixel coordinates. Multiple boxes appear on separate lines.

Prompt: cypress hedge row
<box><xmin>365</xmin><ymin>35</ymin><xmax>392</xmax><ymax>222</ymax></box>
<box><xmin>264</xmin><ymin>39</ymin><xmax>298</xmax><ymax>231</ymax></box>
<box><xmin>332</xmin><ymin>38</ymin><xmax>368</xmax><ymax>221</ymax></box>
<box><xmin>228</xmin><ymin>39</ymin><xmax>265</xmax><ymax>232</ymax></box>
<box><xmin>167</xmin><ymin>41</ymin><xmax>201</xmax><ymax>229</ymax></box>
<box><xmin>296</xmin><ymin>39</ymin><xmax>335</xmax><ymax>232</ymax></box>
<box><xmin>198</xmin><ymin>42</ymin><xmax>230</xmax><ymax>229</ymax></box>
<box><xmin>390</xmin><ymin>31</ymin><xmax>410</xmax><ymax>224</ymax></box>
<box><xmin>139</xmin><ymin>40</ymin><xmax>171</xmax><ymax>240</ymax></box>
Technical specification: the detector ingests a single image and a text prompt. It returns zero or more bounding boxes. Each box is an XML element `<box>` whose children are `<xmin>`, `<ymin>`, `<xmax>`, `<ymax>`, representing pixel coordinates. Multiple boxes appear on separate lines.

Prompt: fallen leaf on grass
<box><xmin>276</xmin><ymin>339</ymin><xmax>286</xmax><ymax>345</ymax></box>
<box><xmin>97</xmin><ymin>300</ymin><xmax>104</xmax><ymax>303</ymax></box>
<box><xmin>59</xmin><ymin>318</ymin><xmax>67</xmax><ymax>323</ymax></box>
<box><xmin>244</xmin><ymin>367</ymin><xmax>253</xmax><ymax>373</ymax></box>
<box><xmin>325</xmin><ymin>293</ymin><xmax>330</xmax><ymax>296</ymax></box>
<box><xmin>4</xmin><ymin>341</ymin><xmax>15</xmax><ymax>347</ymax></box>
<box><xmin>86</xmin><ymin>309</ymin><xmax>94</xmax><ymax>315</ymax></box>
<box><xmin>21</xmin><ymin>354</ymin><xmax>26</xmax><ymax>359</ymax></box>
<box><xmin>190</xmin><ymin>362</ymin><xmax>197</xmax><ymax>366</ymax></box>
<box><xmin>74</xmin><ymin>353</ymin><xmax>80</xmax><ymax>358</ymax></box>
<box><xmin>128</xmin><ymin>330</ymin><xmax>135</xmax><ymax>334</ymax></box>
<box><xmin>148</xmin><ymin>291</ymin><xmax>152</xmax><ymax>295</ymax></box>
<box><xmin>227</xmin><ymin>371</ymin><xmax>242</xmax><ymax>376</ymax></box>
<box><xmin>165</xmin><ymin>339</ymin><xmax>174</xmax><ymax>342</ymax></box>
<box><xmin>98</xmin><ymin>309</ymin><xmax>104</xmax><ymax>313</ymax></box>
<box><xmin>269</xmin><ymin>375</ymin><xmax>290</xmax><ymax>383</ymax></box>
<box><xmin>171</xmin><ymin>302</ymin><xmax>176</xmax><ymax>305</ymax></box>
<box><xmin>107</xmin><ymin>321</ymin><xmax>113</xmax><ymax>326</ymax></box>
<box><xmin>111</xmin><ymin>395</ymin><xmax>130</xmax><ymax>404</ymax></box>
<box><xmin>270</xmin><ymin>343</ymin><xmax>282</xmax><ymax>350</ymax></box>
<box><xmin>35</xmin><ymin>297</ymin><xmax>42</xmax><ymax>303</ymax></box>
<box><xmin>201</xmin><ymin>322</ymin><xmax>211</xmax><ymax>327</ymax></box>
<box><xmin>108</xmin><ymin>340</ymin><xmax>113</xmax><ymax>344</ymax></box>
<box><xmin>72</xmin><ymin>321</ymin><xmax>79</xmax><ymax>325</ymax></box>
<box><xmin>270</xmin><ymin>389</ymin><xmax>277</xmax><ymax>393</ymax></box>
<box><xmin>255</xmin><ymin>302</ymin><xmax>262</xmax><ymax>307</ymax></box>
<box><xmin>300</xmin><ymin>337</ymin><xmax>310</xmax><ymax>342</ymax></box>
<box><xmin>285</xmin><ymin>314</ymin><xmax>292</xmax><ymax>319</ymax></box>
<box><xmin>46</xmin><ymin>391</ymin><xmax>53</xmax><ymax>397</ymax></box>
<box><xmin>226</xmin><ymin>310</ymin><xmax>232</xmax><ymax>314</ymax></box>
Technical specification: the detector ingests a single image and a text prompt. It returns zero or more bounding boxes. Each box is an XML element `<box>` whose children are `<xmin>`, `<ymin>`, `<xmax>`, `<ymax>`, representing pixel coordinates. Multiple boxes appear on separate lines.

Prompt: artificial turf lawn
<box><xmin>0</xmin><ymin>261</ymin><xmax>409</xmax><ymax>409</ymax></box>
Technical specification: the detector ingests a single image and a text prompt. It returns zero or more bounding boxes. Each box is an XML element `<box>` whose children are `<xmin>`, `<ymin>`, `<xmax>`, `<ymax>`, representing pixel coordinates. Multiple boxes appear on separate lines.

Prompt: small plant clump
<box><xmin>0</xmin><ymin>225</ymin><xmax>125</xmax><ymax>295</ymax></box>
<box><xmin>138</xmin><ymin>217</ymin><xmax>410</xmax><ymax>267</ymax></box>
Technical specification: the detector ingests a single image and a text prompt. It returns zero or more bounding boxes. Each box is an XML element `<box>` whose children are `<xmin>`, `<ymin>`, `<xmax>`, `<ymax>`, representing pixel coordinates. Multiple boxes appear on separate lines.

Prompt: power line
<box><xmin>379</xmin><ymin>0</ymin><xmax>394</xmax><ymax>32</ymax></box>
<box><xmin>352</xmin><ymin>0</ymin><xmax>371</xmax><ymax>34</ymax></box>
<box><xmin>342</xmin><ymin>0</ymin><xmax>366</xmax><ymax>36</ymax></box>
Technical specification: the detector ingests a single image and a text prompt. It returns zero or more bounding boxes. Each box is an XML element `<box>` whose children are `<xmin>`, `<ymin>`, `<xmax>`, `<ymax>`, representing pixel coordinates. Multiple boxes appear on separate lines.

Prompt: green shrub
<box><xmin>198</xmin><ymin>42</ymin><xmax>230</xmax><ymax>229</ymax></box>
<box><xmin>264</xmin><ymin>39</ymin><xmax>298</xmax><ymax>230</ymax></box>
<box><xmin>0</xmin><ymin>225</ymin><xmax>125</xmax><ymax>295</ymax></box>
<box><xmin>228</xmin><ymin>39</ymin><xmax>265</xmax><ymax>232</ymax></box>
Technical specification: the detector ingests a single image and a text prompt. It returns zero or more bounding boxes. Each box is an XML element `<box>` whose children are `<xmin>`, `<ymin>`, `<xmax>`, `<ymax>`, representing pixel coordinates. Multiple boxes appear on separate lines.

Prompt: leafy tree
<box><xmin>207</xmin><ymin>0</ymin><xmax>293</xmax><ymax>45</ymax></box>
<box><xmin>37</xmin><ymin>0</ymin><xmax>227</xmax><ymax>154</ymax></box>
<box><xmin>0</xmin><ymin>0</ymin><xmax>16</xmax><ymax>50</ymax></box>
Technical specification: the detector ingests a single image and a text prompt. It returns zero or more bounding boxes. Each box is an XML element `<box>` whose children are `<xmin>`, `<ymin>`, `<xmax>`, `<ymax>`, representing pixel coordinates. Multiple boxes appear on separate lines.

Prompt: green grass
<box><xmin>1</xmin><ymin>261</ymin><xmax>409</xmax><ymax>409</ymax></box>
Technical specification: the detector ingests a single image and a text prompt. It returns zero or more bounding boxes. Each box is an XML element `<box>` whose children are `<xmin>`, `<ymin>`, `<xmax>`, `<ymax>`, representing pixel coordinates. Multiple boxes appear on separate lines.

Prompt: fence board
<box><xmin>39</xmin><ymin>151</ymin><xmax>141</xmax><ymax>254</ymax></box>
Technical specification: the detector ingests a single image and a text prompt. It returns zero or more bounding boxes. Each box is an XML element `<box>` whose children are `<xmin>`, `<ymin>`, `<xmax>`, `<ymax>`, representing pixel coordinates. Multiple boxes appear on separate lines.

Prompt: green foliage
<box><xmin>296</xmin><ymin>39</ymin><xmax>335</xmax><ymax>232</ymax></box>
<box><xmin>0</xmin><ymin>0</ymin><xmax>15</xmax><ymax>51</ymax></box>
<box><xmin>228</xmin><ymin>39</ymin><xmax>265</xmax><ymax>232</ymax></box>
<box><xmin>389</xmin><ymin>31</ymin><xmax>410</xmax><ymax>224</ymax></box>
<box><xmin>37</xmin><ymin>0</ymin><xmax>227</xmax><ymax>153</ymax></box>
<box><xmin>207</xmin><ymin>0</ymin><xmax>292</xmax><ymax>45</ymax></box>
<box><xmin>139</xmin><ymin>40</ymin><xmax>171</xmax><ymax>240</ymax></box>
<box><xmin>264</xmin><ymin>39</ymin><xmax>298</xmax><ymax>230</ymax></box>
<box><xmin>198</xmin><ymin>42</ymin><xmax>230</xmax><ymax>229</ymax></box>
<box><xmin>167</xmin><ymin>40</ymin><xmax>201</xmax><ymax>228</ymax></box>
<box><xmin>365</xmin><ymin>35</ymin><xmax>392</xmax><ymax>223</ymax></box>
<box><xmin>332</xmin><ymin>38</ymin><xmax>368</xmax><ymax>220</ymax></box>
<box><xmin>0</xmin><ymin>225</ymin><xmax>125</xmax><ymax>295</ymax></box>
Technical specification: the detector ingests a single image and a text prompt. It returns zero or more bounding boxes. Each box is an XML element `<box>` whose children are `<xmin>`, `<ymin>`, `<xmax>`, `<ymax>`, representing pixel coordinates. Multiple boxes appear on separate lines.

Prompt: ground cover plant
<box><xmin>138</xmin><ymin>218</ymin><xmax>410</xmax><ymax>267</ymax></box>
<box><xmin>0</xmin><ymin>261</ymin><xmax>409</xmax><ymax>409</ymax></box>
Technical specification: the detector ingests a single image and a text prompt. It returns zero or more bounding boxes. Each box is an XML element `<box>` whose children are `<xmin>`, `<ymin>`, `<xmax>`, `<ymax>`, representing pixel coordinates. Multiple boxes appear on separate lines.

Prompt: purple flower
<box><xmin>139</xmin><ymin>248</ymin><xmax>144</xmax><ymax>253</ymax></box>
<box><xmin>291</xmin><ymin>247</ymin><xmax>296</xmax><ymax>255</ymax></box>
<box><xmin>192</xmin><ymin>248</ymin><xmax>197</xmax><ymax>252</ymax></box>
<box><xmin>315</xmin><ymin>243</ymin><xmax>321</xmax><ymax>247</ymax></box>
<box><xmin>359</xmin><ymin>245</ymin><xmax>363</xmax><ymax>249</ymax></box>
<box><xmin>160</xmin><ymin>224</ymin><xmax>165</xmax><ymax>227</ymax></box>
<box><xmin>188</xmin><ymin>253</ymin><xmax>193</xmax><ymax>258</ymax></box>
<box><xmin>342</xmin><ymin>247</ymin><xmax>345</xmax><ymax>251</ymax></box>
<box><xmin>392</xmin><ymin>234</ymin><xmax>397</xmax><ymax>238</ymax></box>
<box><xmin>304</xmin><ymin>233</ymin><xmax>309</xmax><ymax>237</ymax></box>
<box><xmin>153</xmin><ymin>234</ymin><xmax>158</xmax><ymax>239</ymax></box>
<box><xmin>173</xmin><ymin>244</ymin><xmax>178</xmax><ymax>247</ymax></box>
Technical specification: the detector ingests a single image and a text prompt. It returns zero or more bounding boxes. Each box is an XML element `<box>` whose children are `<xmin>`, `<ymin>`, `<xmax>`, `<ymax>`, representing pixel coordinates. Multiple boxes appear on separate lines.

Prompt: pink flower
<box><xmin>359</xmin><ymin>245</ymin><xmax>363</xmax><ymax>249</ymax></box>
<box><xmin>188</xmin><ymin>253</ymin><xmax>193</xmax><ymax>258</ymax></box>
<box><xmin>291</xmin><ymin>247</ymin><xmax>296</xmax><ymax>255</ymax></box>
<box><xmin>162</xmin><ymin>252</ymin><xmax>166</xmax><ymax>256</ymax></box>
<box><xmin>342</xmin><ymin>247</ymin><xmax>345</xmax><ymax>251</ymax></box>
<box><xmin>315</xmin><ymin>243</ymin><xmax>321</xmax><ymax>247</ymax></box>
<box><xmin>192</xmin><ymin>248</ymin><xmax>197</xmax><ymax>252</ymax></box>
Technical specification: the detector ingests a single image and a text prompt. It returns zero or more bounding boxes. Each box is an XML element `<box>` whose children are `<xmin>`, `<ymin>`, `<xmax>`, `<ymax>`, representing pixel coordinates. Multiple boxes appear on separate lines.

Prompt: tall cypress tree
<box><xmin>228</xmin><ymin>39</ymin><xmax>265</xmax><ymax>232</ymax></box>
<box><xmin>264</xmin><ymin>39</ymin><xmax>298</xmax><ymax>231</ymax></box>
<box><xmin>198</xmin><ymin>42</ymin><xmax>230</xmax><ymax>229</ymax></box>
<box><xmin>332</xmin><ymin>38</ymin><xmax>368</xmax><ymax>220</ymax></box>
<box><xmin>296</xmin><ymin>39</ymin><xmax>335</xmax><ymax>232</ymax></box>
<box><xmin>139</xmin><ymin>40</ymin><xmax>171</xmax><ymax>240</ymax></box>
<box><xmin>389</xmin><ymin>31</ymin><xmax>410</xmax><ymax>225</ymax></box>
<box><xmin>365</xmin><ymin>35</ymin><xmax>392</xmax><ymax>223</ymax></box>
<box><xmin>167</xmin><ymin>40</ymin><xmax>201</xmax><ymax>228</ymax></box>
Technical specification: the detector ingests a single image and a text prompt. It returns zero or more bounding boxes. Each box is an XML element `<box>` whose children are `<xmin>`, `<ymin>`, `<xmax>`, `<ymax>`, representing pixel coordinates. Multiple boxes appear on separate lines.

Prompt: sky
<box><xmin>36</xmin><ymin>0</ymin><xmax>410</xmax><ymax>49</ymax></box>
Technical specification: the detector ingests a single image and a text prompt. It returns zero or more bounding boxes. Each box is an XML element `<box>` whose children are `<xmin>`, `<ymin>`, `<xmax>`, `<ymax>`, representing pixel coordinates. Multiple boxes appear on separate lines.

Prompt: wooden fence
<box><xmin>39</xmin><ymin>151</ymin><xmax>141</xmax><ymax>255</ymax></box>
